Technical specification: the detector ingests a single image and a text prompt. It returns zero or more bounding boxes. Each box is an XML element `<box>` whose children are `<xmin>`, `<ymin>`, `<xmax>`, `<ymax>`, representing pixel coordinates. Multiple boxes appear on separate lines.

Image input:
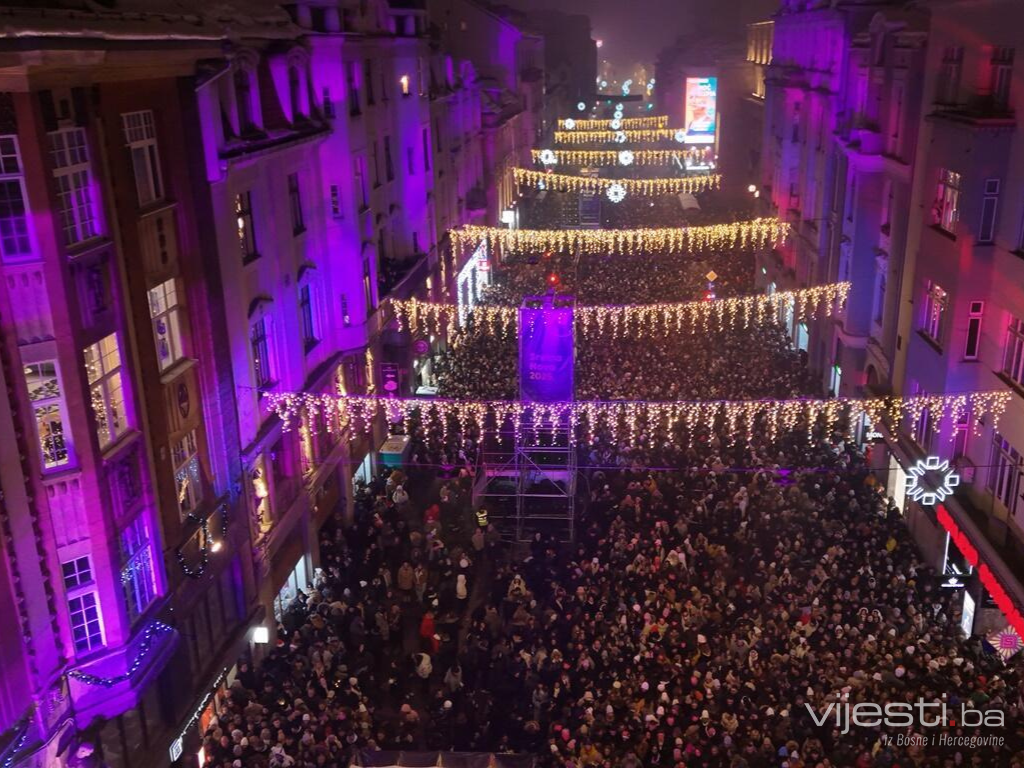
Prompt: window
<box><xmin>68</xmin><ymin>591</ymin><xmax>104</xmax><ymax>654</ymax></box>
<box><xmin>147</xmin><ymin>278</ymin><xmax>184</xmax><ymax>370</ymax></box>
<box><xmin>354</xmin><ymin>156</ymin><xmax>368</xmax><ymax>209</ymax></box>
<box><xmin>933</xmin><ymin>169</ymin><xmax>961</xmax><ymax>234</ymax></box>
<box><xmin>83</xmin><ymin>334</ymin><xmax>128</xmax><ymax>448</ymax></box>
<box><xmin>121</xmin><ymin>111</ymin><xmax>164</xmax><ymax>207</ymax></box>
<box><xmin>24</xmin><ymin>361</ymin><xmax>70</xmax><ymax>469</ymax></box>
<box><xmin>846</xmin><ymin>174</ymin><xmax>856</xmax><ymax>222</ymax></box>
<box><xmin>0</xmin><ymin>136</ymin><xmax>32</xmax><ymax>262</ymax></box>
<box><xmin>330</xmin><ymin>184</ymin><xmax>342</xmax><ymax>218</ymax></box>
<box><xmin>988</xmin><ymin>433</ymin><xmax>1023</xmax><ymax>517</ymax></box>
<box><xmin>913</xmin><ymin>403</ymin><xmax>932</xmax><ymax>450</ymax></box>
<box><xmin>400</xmin><ymin>74</ymin><xmax>411</xmax><ymax>96</ymax></box>
<box><xmin>82</xmin><ymin>260</ymin><xmax>111</xmax><ymax>319</ymax></box>
<box><xmin>172</xmin><ymin>430</ymin><xmax>202</xmax><ymax>517</ymax></box>
<box><xmin>991</xmin><ymin>47</ymin><xmax>1015</xmax><ymax>111</ymax></box>
<box><xmin>953</xmin><ymin>413</ymin><xmax>971</xmax><ymax>460</ymax></box>
<box><xmin>288</xmin><ymin>173</ymin><xmax>305</xmax><ymax>235</ymax></box>
<box><xmin>407</xmin><ymin>146</ymin><xmax>415</xmax><ymax>175</ymax></box>
<box><xmin>922</xmin><ymin>281</ymin><xmax>947</xmax><ymax>344</ymax></box>
<box><xmin>1002</xmin><ymin>315</ymin><xmax>1024</xmax><ymax>387</ymax></box>
<box><xmin>347</xmin><ymin>61</ymin><xmax>361</xmax><ymax>116</ymax></box>
<box><xmin>364</xmin><ymin>58</ymin><xmax>375</xmax><ymax>105</ymax></box>
<box><xmin>384</xmin><ymin>136</ymin><xmax>394</xmax><ymax>182</ymax></box>
<box><xmin>887</xmin><ymin>82</ymin><xmax>905</xmax><ymax>157</ymax></box>
<box><xmin>289</xmin><ymin>66</ymin><xmax>304</xmax><ymax>121</ymax></box>
<box><xmin>62</xmin><ymin>556</ymin><xmax>92</xmax><ymax>590</ymax></box>
<box><xmin>234</xmin><ymin>69</ymin><xmax>253</xmax><ymax>132</ymax></box>
<box><xmin>48</xmin><ymin>128</ymin><xmax>99</xmax><ymax>246</ymax></box>
<box><xmin>873</xmin><ymin>265</ymin><xmax>887</xmax><ymax>327</ymax></box>
<box><xmin>371</xmin><ymin>142</ymin><xmax>381</xmax><ymax>187</ymax></box>
<box><xmin>363</xmin><ymin>254</ymin><xmax>375</xmax><ymax>311</ymax></box>
<box><xmin>250</xmin><ymin>315</ymin><xmax>274</xmax><ymax>389</ymax></box>
<box><xmin>121</xmin><ymin>515</ymin><xmax>156</xmax><ymax>620</ymax></box>
<box><xmin>299</xmin><ymin>282</ymin><xmax>318</xmax><ymax>351</ymax></box>
<box><xmin>965</xmin><ymin>301</ymin><xmax>984</xmax><ymax>360</ymax></box>
<box><xmin>979</xmin><ymin>178</ymin><xmax>1000</xmax><ymax>244</ymax></box>
<box><xmin>422</xmin><ymin>128</ymin><xmax>431</xmax><ymax>172</ymax></box>
<box><xmin>938</xmin><ymin>46</ymin><xmax>963</xmax><ymax>104</ymax></box>
<box><xmin>235</xmin><ymin>191</ymin><xmax>258</xmax><ymax>261</ymax></box>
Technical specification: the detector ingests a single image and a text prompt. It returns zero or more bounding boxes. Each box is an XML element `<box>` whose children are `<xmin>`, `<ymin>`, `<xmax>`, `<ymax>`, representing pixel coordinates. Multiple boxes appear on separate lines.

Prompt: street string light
<box><xmin>555</xmin><ymin>128</ymin><xmax>686</xmax><ymax>145</ymax></box>
<box><xmin>388</xmin><ymin>283</ymin><xmax>852</xmax><ymax>339</ymax></box>
<box><xmin>262</xmin><ymin>391</ymin><xmax>1011</xmax><ymax>451</ymax></box>
<box><xmin>530</xmin><ymin>149</ymin><xmax>709</xmax><ymax>166</ymax></box>
<box><xmin>449</xmin><ymin>218</ymin><xmax>790</xmax><ymax>256</ymax></box>
<box><xmin>512</xmin><ymin>167</ymin><xmax>720</xmax><ymax>195</ymax></box>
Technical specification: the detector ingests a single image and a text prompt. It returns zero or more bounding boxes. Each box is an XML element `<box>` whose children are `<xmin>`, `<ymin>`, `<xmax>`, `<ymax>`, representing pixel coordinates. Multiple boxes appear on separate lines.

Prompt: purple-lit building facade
<box><xmin>0</xmin><ymin>1</ymin><xmax>542</xmax><ymax>766</ymax></box>
<box><xmin>760</xmin><ymin>0</ymin><xmax>1024</xmax><ymax>639</ymax></box>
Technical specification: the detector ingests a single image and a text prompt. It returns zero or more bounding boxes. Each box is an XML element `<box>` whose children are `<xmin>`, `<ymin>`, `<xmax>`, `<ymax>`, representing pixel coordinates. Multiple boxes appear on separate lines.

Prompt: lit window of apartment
<box><xmin>938</xmin><ymin>46</ymin><xmax>963</xmax><ymax>104</ymax></box>
<box><xmin>251</xmin><ymin>456</ymin><xmax>272</xmax><ymax>534</ymax></box>
<box><xmin>0</xmin><ymin>135</ymin><xmax>33</xmax><ymax>262</ymax></box>
<box><xmin>172</xmin><ymin>429</ymin><xmax>202</xmax><ymax>518</ymax></box>
<box><xmin>24</xmin><ymin>361</ymin><xmax>71</xmax><ymax>469</ymax></box>
<box><xmin>988</xmin><ymin>432</ymin><xmax>1023</xmax><ymax>516</ymax></box>
<box><xmin>288</xmin><ymin>173</ymin><xmax>305</xmax><ymax>235</ymax></box>
<box><xmin>250</xmin><ymin>315</ymin><xmax>275</xmax><ymax>389</ymax></box>
<box><xmin>121</xmin><ymin>110</ymin><xmax>164</xmax><ymax>207</ymax></box>
<box><xmin>62</xmin><ymin>556</ymin><xmax>104</xmax><ymax>654</ymax></box>
<box><xmin>933</xmin><ymin>169</ymin><xmax>960</xmax><ymax>234</ymax></box>
<box><xmin>83</xmin><ymin>333</ymin><xmax>128</xmax><ymax>448</ymax></box>
<box><xmin>1002</xmin><ymin>315</ymin><xmax>1024</xmax><ymax>388</ymax></box>
<box><xmin>48</xmin><ymin>128</ymin><xmax>99</xmax><ymax>246</ymax></box>
<box><xmin>235</xmin><ymin>191</ymin><xmax>258</xmax><ymax>262</ymax></box>
<box><xmin>121</xmin><ymin>515</ymin><xmax>156</xmax><ymax>620</ymax></box>
<box><xmin>922</xmin><ymin>281</ymin><xmax>947</xmax><ymax>345</ymax></box>
<box><xmin>147</xmin><ymin>278</ymin><xmax>184</xmax><ymax>371</ymax></box>
<box><xmin>991</xmin><ymin>47</ymin><xmax>1015</xmax><ymax>111</ymax></box>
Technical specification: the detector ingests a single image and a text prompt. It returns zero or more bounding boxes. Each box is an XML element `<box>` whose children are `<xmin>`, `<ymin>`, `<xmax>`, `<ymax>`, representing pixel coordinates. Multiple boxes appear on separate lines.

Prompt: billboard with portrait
<box><xmin>684</xmin><ymin>77</ymin><xmax>718</xmax><ymax>145</ymax></box>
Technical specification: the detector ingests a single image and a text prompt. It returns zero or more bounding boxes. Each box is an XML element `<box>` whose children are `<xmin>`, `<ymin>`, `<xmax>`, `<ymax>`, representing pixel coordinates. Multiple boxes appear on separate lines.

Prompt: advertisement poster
<box><xmin>684</xmin><ymin>77</ymin><xmax>718</xmax><ymax>145</ymax></box>
<box><xmin>519</xmin><ymin>302</ymin><xmax>574</xmax><ymax>402</ymax></box>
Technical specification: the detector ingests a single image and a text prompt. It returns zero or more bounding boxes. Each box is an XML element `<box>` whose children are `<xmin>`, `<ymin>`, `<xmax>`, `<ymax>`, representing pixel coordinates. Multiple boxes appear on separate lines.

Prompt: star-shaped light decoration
<box><xmin>606</xmin><ymin>183</ymin><xmax>627</xmax><ymax>203</ymax></box>
<box><xmin>906</xmin><ymin>455</ymin><xmax>960</xmax><ymax>506</ymax></box>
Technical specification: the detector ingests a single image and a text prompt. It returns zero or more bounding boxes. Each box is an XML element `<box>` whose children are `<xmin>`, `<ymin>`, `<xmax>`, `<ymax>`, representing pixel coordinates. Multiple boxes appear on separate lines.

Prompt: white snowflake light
<box><xmin>615</xmin><ymin>103</ymin><xmax>623</xmax><ymax>110</ymax></box>
<box><xmin>906</xmin><ymin>455</ymin><xmax>960</xmax><ymax>506</ymax></box>
<box><xmin>538</xmin><ymin>149</ymin><xmax>557</xmax><ymax>165</ymax></box>
<box><xmin>577</xmin><ymin>101</ymin><xmax>587</xmax><ymax>111</ymax></box>
<box><xmin>610</xmin><ymin>119</ymin><xmax>622</xmax><ymax>130</ymax></box>
<box><xmin>606</xmin><ymin>183</ymin><xmax>627</xmax><ymax>203</ymax></box>
<box><xmin>618</xmin><ymin>150</ymin><xmax>635</xmax><ymax>166</ymax></box>
<box><xmin>614</xmin><ymin>110</ymin><xmax>624</xmax><ymax>120</ymax></box>
<box><xmin>614</xmin><ymin>131</ymin><xmax>627</xmax><ymax>144</ymax></box>
<box><xmin>564</xmin><ymin>118</ymin><xmax>576</xmax><ymax>130</ymax></box>
<box><xmin>675</xmin><ymin>130</ymin><xmax>687</xmax><ymax>143</ymax></box>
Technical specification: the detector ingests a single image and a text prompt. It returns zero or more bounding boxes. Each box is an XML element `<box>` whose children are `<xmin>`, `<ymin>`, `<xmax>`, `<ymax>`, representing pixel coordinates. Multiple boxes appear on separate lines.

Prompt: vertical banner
<box><xmin>519</xmin><ymin>298</ymin><xmax>575</xmax><ymax>402</ymax></box>
<box><xmin>684</xmin><ymin>76</ymin><xmax>718</xmax><ymax>145</ymax></box>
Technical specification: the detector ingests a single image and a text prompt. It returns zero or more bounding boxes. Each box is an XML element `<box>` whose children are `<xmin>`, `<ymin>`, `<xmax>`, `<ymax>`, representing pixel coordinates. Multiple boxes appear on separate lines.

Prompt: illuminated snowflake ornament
<box><xmin>674</xmin><ymin>129</ymin><xmax>687</xmax><ymax>143</ymax></box>
<box><xmin>618</xmin><ymin>150</ymin><xmax>635</xmax><ymax>166</ymax></box>
<box><xmin>538</xmin><ymin>149</ymin><xmax>557</xmax><ymax>166</ymax></box>
<box><xmin>577</xmin><ymin>101</ymin><xmax>587</xmax><ymax>112</ymax></box>
<box><xmin>610</xmin><ymin>118</ymin><xmax>622</xmax><ymax>130</ymax></box>
<box><xmin>614</xmin><ymin>131</ymin><xmax>627</xmax><ymax>144</ymax></box>
<box><xmin>564</xmin><ymin>118</ymin><xmax>576</xmax><ymax>129</ymax></box>
<box><xmin>606</xmin><ymin>183</ymin><xmax>627</xmax><ymax>203</ymax></box>
<box><xmin>905</xmin><ymin>455</ymin><xmax>960</xmax><ymax>506</ymax></box>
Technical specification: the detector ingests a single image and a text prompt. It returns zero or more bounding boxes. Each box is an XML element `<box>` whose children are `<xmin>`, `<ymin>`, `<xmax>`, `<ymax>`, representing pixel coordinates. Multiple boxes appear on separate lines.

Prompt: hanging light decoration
<box><xmin>558</xmin><ymin>116</ymin><xmax>668</xmax><ymax>130</ymax></box>
<box><xmin>564</xmin><ymin>118</ymin><xmax>576</xmax><ymax>129</ymax></box>
<box><xmin>618</xmin><ymin>150</ymin><xmax>635</xmax><ymax>166</ymax></box>
<box><xmin>538</xmin><ymin>149</ymin><xmax>558</xmax><ymax>166</ymax></box>
<box><xmin>389</xmin><ymin>283</ymin><xmax>851</xmax><ymax>339</ymax></box>
<box><xmin>606</xmin><ymin>182</ymin><xmax>627</xmax><ymax>203</ymax></box>
<box><xmin>610</xmin><ymin>118</ymin><xmax>622</xmax><ymax>130</ymax></box>
<box><xmin>512</xmin><ymin>167</ymin><xmax>720</xmax><ymax>196</ymax></box>
<box><xmin>614</xmin><ymin>131</ymin><xmax>628</xmax><ymax>144</ymax></box>
<box><xmin>577</xmin><ymin>101</ymin><xmax>587</xmax><ymax>111</ymax></box>
<box><xmin>530</xmin><ymin>148</ymin><xmax>708</xmax><ymax>167</ymax></box>
<box><xmin>263</xmin><ymin>391</ymin><xmax>1012</xmax><ymax>453</ymax></box>
<box><xmin>554</xmin><ymin>128</ymin><xmax>691</xmax><ymax>145</ymax></box>
<box><xmin>449</xmin><ymin>218</ymin><xmax>790</xmax><ymax>256</ymax></box>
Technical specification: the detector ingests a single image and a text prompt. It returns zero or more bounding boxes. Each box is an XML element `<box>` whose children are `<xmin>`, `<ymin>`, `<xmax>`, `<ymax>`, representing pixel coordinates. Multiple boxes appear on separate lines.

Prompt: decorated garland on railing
<box><xmin>558</xmin><ymin>116</ymin><xmax>669</xmax><ymax>130</ymax></box>
<box><xmin>389</xmin><ymin>283</ymin><xmax>851</xmax><ymax>339</ymax></box>
<box><xmin>554</xmin><ymin>128</ymin><xmax>688</xmax><ymax>145</ymax></box>
<box><xmin>449</xmin><ymin>219</ymin><xmax>789</xmax><ymax>256</ymax></box>
<box><xmin>262</xmin><ymin>391</ymin><xmax>1010</xmax><ymax>450</ymax></box>
<box><xmin>532</xmin><ymin>148</ymin><xmax>709</xmax><ymax>167</ymax></box>
<box><xmin>513</xmin><ymin>168</ymin><xmax>719</xmax><ymax>196</ymax></box>
<box><xmin>68</xmin><ymin>621</ymin><xmax>174</xmax><ymax>687</ymax></box>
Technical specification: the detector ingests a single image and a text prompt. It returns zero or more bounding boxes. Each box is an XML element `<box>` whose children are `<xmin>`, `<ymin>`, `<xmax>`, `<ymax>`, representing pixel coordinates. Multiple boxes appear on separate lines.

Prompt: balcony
<box><xmin>928</xmin><ymin>95</ymin><xmax>1016</xmax><ymax>129</ymax></box>
<box><xmin>378</xmin><ymin>253</ymin><xmax>427</xmax><ymax>302</ymax></box>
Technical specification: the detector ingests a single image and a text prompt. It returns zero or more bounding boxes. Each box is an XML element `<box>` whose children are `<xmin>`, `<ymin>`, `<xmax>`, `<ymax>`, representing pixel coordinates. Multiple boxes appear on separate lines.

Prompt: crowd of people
<box><xmin>199</xmin><ymin>188</ymin><xmax>1024</xmax><ymax>768</ymax></box>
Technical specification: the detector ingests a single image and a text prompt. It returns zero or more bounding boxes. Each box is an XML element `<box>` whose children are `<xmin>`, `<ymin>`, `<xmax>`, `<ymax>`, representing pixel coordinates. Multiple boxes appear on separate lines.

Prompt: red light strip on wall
<box><xmin>936</xmin><ymin>504</ymin><xmax>1024</xmax><ymax>638</ymax></box>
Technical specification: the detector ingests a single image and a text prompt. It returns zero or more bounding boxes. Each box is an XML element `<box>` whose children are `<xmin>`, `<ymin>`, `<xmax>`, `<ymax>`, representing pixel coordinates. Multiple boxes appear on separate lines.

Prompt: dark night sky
<box><xmin>503</xmin><ymin>0</ymin><xmax>777</xmax><ymax>71</ymax></box>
